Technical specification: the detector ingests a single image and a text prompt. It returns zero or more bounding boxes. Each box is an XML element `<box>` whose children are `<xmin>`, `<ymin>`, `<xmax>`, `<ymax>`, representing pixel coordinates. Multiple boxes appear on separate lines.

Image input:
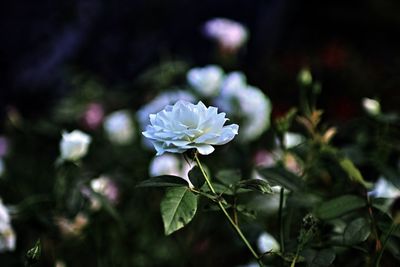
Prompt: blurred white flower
<box><xmin>104</xmin><ymin>111</ymin><xmax>135</xmax><ymax>145</ymax></box>
<box><xmin>60</xmin><ymin>130</ymin><xmax>91</xmax><ymax>161</ymax></box>
<box><xmin>283</xmin><ymin>132</ymin><xmax>305</xmax><ymax>149</ymax></box>
<box><xmin>257</xmin><ymin>232</ymin><xmax>280</xmax><ymax>254</ymax></box>
<box><xmin>137</xmin><ymin>90</ymin><xmax>196</xmax><ymax>148</ymax></box>
<box><xmin>362</xmin><ymin>98</ymin><xmax>381</xmax><ymax>116</ymax></box>
<box><xmin>0</xmin><ymin>199</ymin><xmax>16</xmax><ymax>252</ymax></box>
<box><xmin>90</xmin><ymin>176</ymin><xmax>119</xmax><ymax>204</ymax></box>
<box><xmin>0</xmin><ymin>200</ymin><xmax>10</xmax><ymax>227</ymax></box>
<box><xmin>187</xmin><ymin>65</ymin><xmax>224</xmax><ymax>97</ymax></box>
<box><xmin>221</xmin><ymin>71</ymin><xmax>247</xmax><ymax>95</ymax></box>
<box><xmin>203</xmin><ymin>18</ymin><xmax>249</xmax><ymax>53</ymax></box>
<box><xmin>369</xmin><ymin>177</ymin><xmax>400</xmax><ymax>200</ymax></box>
<box><xmin>216</xmin><ymin>73</ymin><xmax>271</xmax><ymax>142</ymax></box>
<box><xmin>0</xmin><ymin>226</ymin><xmax>16</xmax><ymax>252</ymax></box>
<box><xmin>236</xmin><ymin>86</ymin><xmax>272</xmax><ymax>141</ymax></box>
<box><xmin>149</xmin><ymin>154</ymin><xmax>193</xmax><ymax>187</ymax></box>
<box><xmin>143</xmin><ymin>100</ymin><xmax>239</xmax><ymax>156</ymax></box>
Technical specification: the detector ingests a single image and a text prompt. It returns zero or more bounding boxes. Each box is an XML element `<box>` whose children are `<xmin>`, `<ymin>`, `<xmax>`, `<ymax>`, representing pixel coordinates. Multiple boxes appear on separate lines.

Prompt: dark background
<box><xmin>2</xmin><ymin>0</ymin><xmax>400</xmax><ymax>120</ymax></box>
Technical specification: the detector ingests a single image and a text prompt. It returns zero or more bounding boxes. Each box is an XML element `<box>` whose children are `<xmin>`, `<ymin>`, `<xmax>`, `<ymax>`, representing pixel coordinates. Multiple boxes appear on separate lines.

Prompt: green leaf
<box><xmin>136</xmin><ymin>175</ymin><xmax>188</xmax><ymax>188</ymax></box>
<box><xmin>216</xmin><ymin>169</ymin><xmax>241</xmax><ymax>186</ymax></box>
<box><xmin>339</xmin><ymin>158</ymin><xmax>373</xmax><ymax>189</ymax></box>
<box><xmin>237</xmin><ymin>179</ymin><xmax>273</xmax><ymax>194</ymax></box>
<box><xmin>302</xmin><ymin>248</ymin><xmax>336</xmax><ymax>267</ymax></box>
<box><xmin>207</xmin><ymin>183</ymin><xmax>235</xmax><ymax>195</ymax></box>
<box><xmin>314</xmin><ymin>195</ymin><xmax>366</xmax><ymax>220</ymax></box>
<box><xmin>257</xmin><ymin>167</ymin><xmax>304</xmax><ymax>191</ymax></box>
<box><xmin>25</xmin><ymin>239</ymin><xmax>41</xmax><ymax>266</ymax></box>
<box><xmin>371</xmin><ymin>198</ymin><xmax>392</xmax><ymax>214</ymax></box>
<box><xmin>276</xmin><ymin>252</ymin><xmax>305</xmax><ymax>263</ymax></box>
<box><xmin>188</xmin><ymin>166</ymin><xmax>205</xmax><ymax>188</ymax></box>
<box><xmin>343</xmin><ymin>217</ymin><xmax>371</xmax><ymax>245</ymax></box>
<box><xmin>236</xmin><ymin>205</ymin><xmax>257</xmax><ymax>219</ymax></box>
<box><xmin>160</xmin><ymin>187</ymin><xmax>198</xmax><ymax>235</ymax></box>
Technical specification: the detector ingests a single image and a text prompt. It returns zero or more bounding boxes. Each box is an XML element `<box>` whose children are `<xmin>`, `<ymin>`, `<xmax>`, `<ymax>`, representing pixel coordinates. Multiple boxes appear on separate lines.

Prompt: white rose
<box><xmin>362</xmin><ymin>97</ymin><xmax>381</xmax><ymax>116</ymax></box>
<box><xmin>104</xmin><ymin>111</ymin><xmax>135</xmax><ymax>145</ymax></box>
<box><xmin>0</xmin><ymin>225</ymin><xmax>16</xmax><ymax>252</ymax></box>
<box><xmin>149</xmin><ymin>154</ymin><xmax>193</xmax><ymax>187</ymax></box>
<box><xmin>137</xmin><ymin>90</ymin><xmax>196</xmax><ymax>148</ymax></box>
<box><xmin>0</xmin><ymin>200</ymin><xmax>10</xmax><ymax>225</ymax></box>
<box><xmin>235</xmin><ymin>86</ymin><xmax>272</xmax><ymax>141</ymax></box>
<box><xmin>0</xmin><ymin>199</ymin><xmax>16</xmax><ymax>252</ymax></box>
<box><xmin>90</xmin><ymin>176</ymin><xmax>119</xmax><ymax>203</ymax></box>
<box><xmin>142</xmin><ymin>101</ymin><xmax>239</xmax><ymax>156</ymax></box>
<box><xmin>216</xmin><ymin>73</ymin><xmax>272</xmax><ymax>142</ymax></box>
<box><xmin>60</xmin><ymin>130</ymin><xmax>91</xmax><ymax>161</ymax></box>
<box><xmin>187</xmin><ymin>65</ymin><xmax>224</xmax><ymax>97</ymax></box>
<box><xmin>257</xmin><ymin>232</ymin><xmax>280</xmax><ymax>253</ymax></box>
<box><xmin>221</xmin><ymin>71</ymin><xmax>247</xmax><ymax>95</ymax></box>
<box><xmin>369</xmin><ymin>177</ymin><xmax>400</xmax><ymax>200</ymax></box>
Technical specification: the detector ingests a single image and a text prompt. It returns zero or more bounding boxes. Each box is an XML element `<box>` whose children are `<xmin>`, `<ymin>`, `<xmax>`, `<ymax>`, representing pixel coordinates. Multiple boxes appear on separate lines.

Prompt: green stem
<box><xmin>278</xmin><ymin>188</ymin><xmax>285</xmax><ymax>254</ymax></box>
<box><xmin>365</xmin><ymin>192</ymin><xmax>382</xmax><ymax>252</ymax></box>
<box><xmin>375</xmin><ymin>224</ymin><xmax>398</xmax><ymax>267</ymax></box>
<box><xmin>194</xmin><ymin>154</ymin><xmax>263</xmax><ymax>266</ymax></box>
<box><xmin>290</xmin><ymin>253</ymin><xmax>299</xmax><ymax>267</ymax></box>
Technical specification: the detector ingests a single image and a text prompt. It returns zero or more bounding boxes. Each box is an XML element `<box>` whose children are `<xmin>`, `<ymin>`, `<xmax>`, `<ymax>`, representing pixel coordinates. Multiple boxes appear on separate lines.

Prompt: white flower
<box><xmin>221</xmin><ymin>71</ymin><xmax>247</xmax><ymax>95</ymax></box>
<box><xmin>142</xmin><ymin>101</ymin><xmax>239</xmax><ymax>156</ymax></box>
<box><xmin>369</xmin><ymin>177</ymin><xmax>400</xmax><ymax>199</ymax></box>
<box><xmin>149</xmin><ymin>154</ymin><xmax>193</xmax><ymax>187</ymax></box>
<box><xmin>0</xmin><ymin>199</ymin><xmax>16</xmax><ymax>252</ymax></box>
<box><xmin>104</xmin><ymin>111</ymin><xmax>135</xmax><ymax>145</ymax></box>
<box><xmin>137</xmin><ymin>90</ymin><xmax>196</xmax><ymax>148</ymax></box>
<box><xmin>215</xmin><ymin>73</ymin><xmax>271</xmax><ymax>142</ymax></box>
<box><xmin>60</xmin><ymin>130</ymin><xmax>91</xmax><ymax>161</ymax></box>
<box><xmin>203</xmin><ymin>18</ymin><xmax>249</xmax><ymax>52</ymax></box>
<box><xmin>236</xmin><ymin>86</ymin><xmax>272</xmax><ymax>141</ymax></box>
<box><xmin>187</xmin><ymin>65</ymin><xmax>224</xmax><ymax>97</ymax></box>
<box><xmin>362</xmin><ymin>98</ymin><xmax>381</xmax><ymax>116</ymax></box>
<box><xmin>283</xmin><ymin>132</ymin><xmax>305</xmax><ymax>149</ymax></box>
<box><xmin>257</xmin><ymin>232</ymin><xmax>280</xmax><ymax>253</ymax></box>
<box><xmin>0</xmin><ymin>200</ymin><xmax>10</xmax><ymax>226</ymax></box>
<box><xmin>90</xmin><ymin>176</ymin><xmax>119</xmax><ymax>203</ymax></box>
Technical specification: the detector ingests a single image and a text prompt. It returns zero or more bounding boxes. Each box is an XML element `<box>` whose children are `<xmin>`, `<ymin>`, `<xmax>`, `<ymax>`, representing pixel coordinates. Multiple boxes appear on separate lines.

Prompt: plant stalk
<box><xmin>278</xmin><ymin>187</ymin><xmax>285</xmax><ymax>254</ymax></box>
<box><xmin>194</xmin><ymin>154</ymin><xmax>263</xmax><ymax>266</ymax></box>
<box><xmin>375</xmin><ymin>223</ymin><xmax>398</xmax><ymax>267</ymax></box>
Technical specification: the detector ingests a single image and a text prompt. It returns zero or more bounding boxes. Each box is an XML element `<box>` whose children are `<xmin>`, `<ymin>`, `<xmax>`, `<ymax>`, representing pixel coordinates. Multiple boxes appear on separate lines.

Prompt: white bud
<box><xmin>60</xmin><ymin>130</ymin><xmax>91</xmax><ymax>161</ymax></box>
<box><xmin>362</xmin><ymin>98</ymin><xmax>381</xmax><ymax>116</ymax></box>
